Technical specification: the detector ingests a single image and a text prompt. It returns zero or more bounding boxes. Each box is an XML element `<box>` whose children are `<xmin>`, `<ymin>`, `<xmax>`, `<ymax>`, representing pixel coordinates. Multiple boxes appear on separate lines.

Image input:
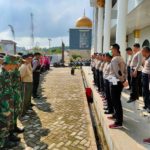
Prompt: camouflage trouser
<box><xmin>0</xmin><ymin>121</ymin><xmax>9</xmax><ymax>148</ymax></box>
<box><xmin>13</xmin><ymin>91</ymin><xmax>22</xmax><ymax>125</ymax></box>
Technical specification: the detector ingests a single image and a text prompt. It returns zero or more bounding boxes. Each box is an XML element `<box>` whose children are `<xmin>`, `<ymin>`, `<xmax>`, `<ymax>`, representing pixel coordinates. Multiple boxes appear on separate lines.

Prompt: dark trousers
<box><xmin>99</xmin><ymin>71</ymin><xmax>104</xmax><ymax>92</ymax></box>
<box><xmin>142</xmin><ymin>73</ymin><xmax>150</xmax><ymax>109</ymax></box>
<box><xmin>21</xmin><ymin>82</ymin><xmax>33</xmax><ymax>115</ymax></box>
<box><xmin>33</xmin><ymin>72</ymin><xmax>40</xmax><ymax>97</ymax></box>
<box><xmin>130</xmin><ymin>71</ymin><xmax>142</xmax><ymax>100</ymax></box>
<box><xmin>110</xmin><ymin>82</ymin><xmax>123</xmax><ymax>125</ymax></box>
<box><xmin>93</xmin><ymin>68</ymin><xmax>97</xmax><ymax>85</ymax></box>
<box><xmin>96</xmin><ymin>69</ymin><xmax>100</xmax><ymax>90</ymax></box>
<box><xmin>92</xmin><ymin>67</ymin><xmax>96</xmax><ymax>84</ymax></box>
<box><xmin>104</xmin><ymin>79</ymin><xmax>114</xmax><ymax>112</ymax></box>
<box><xmin>127</xmin><ymin>66</ymin><xmax>131</xmax><ymax>89</ymax></box>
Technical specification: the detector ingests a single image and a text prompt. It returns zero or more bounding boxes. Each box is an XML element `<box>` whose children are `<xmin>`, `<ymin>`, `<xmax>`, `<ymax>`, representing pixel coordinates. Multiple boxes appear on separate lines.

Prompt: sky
<box><xmin>0</xmin><ymin>0</ymin><xmax>93</xmax><ymax>49</ymax></box>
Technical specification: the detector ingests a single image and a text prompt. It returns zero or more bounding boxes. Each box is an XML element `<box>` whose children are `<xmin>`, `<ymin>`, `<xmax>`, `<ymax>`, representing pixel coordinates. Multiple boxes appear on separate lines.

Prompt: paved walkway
<box><xmin>11</xmin><ymin>68</ymin><xmax>97</xmax><ymax>150</ymax></box>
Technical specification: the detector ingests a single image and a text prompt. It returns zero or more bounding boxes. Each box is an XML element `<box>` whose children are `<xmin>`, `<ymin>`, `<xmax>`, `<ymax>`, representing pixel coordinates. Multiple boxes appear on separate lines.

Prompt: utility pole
<box><xmin>48</xmin><ymin>38</ymin><xmax>52</xmax><ymax>55</ymax></box>
<box><xmin>31</xmin><ymin>13</ymin><xmax>34</xmax><ymax>48</ymax></box>
<box><xmin>48</xmin><ymin>38</ymin><xmax>51</xmax><ymax>49</ymax></box>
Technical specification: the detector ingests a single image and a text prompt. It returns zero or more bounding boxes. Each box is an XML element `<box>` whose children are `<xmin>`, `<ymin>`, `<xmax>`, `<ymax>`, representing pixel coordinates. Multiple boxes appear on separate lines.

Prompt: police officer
<box><xmin>103</xmin><ymin>53</ymin><xmax>114</xmax><ymax>114</ymax></box>
<box><xmin>32</xmin><ymin>53</ymin><xmax>41</xmax><ymax>98</ymax></box>
<box><xmin>128</xmin><ymin>43</ymin><xmax>143</xmax><ymax>103</ymax></box>
<box><xmin>109</xmin><ymin>44</ymin><xmax>127</xmax><ymax>129</ymax></box>
<box><xmin>126</xmin><ymin>47</ymin><xmax>133</xmax><ymax>90</ymax></box>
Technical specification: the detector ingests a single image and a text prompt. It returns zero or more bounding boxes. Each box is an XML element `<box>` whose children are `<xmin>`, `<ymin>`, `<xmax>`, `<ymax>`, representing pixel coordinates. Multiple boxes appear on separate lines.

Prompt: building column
<box><xmin>97</xmin><ymin>0</ymin><xmax>105</xmax><ymax>53</ymax></box>
<box><xmin>116</xmin><ymin>0</ymin><xmax>128</xmax><ymax>59</ymax></box>
<box><xmin>92</xmin><ymin>7</ymin><xmax>98</xmax><ymax>54</ymax></box>
<box><xmin>134</xmin><ymin>29</ymin><xmax>141</xmax><ymax>43</ymax></box>
<box><xmin>103</xmin><ymin>0</ymin><xmax>112</xmax><ymax>52</ymax></box>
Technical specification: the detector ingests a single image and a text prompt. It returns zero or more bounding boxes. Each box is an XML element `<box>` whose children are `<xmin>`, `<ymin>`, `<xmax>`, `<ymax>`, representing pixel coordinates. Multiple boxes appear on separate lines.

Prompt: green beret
<box><xmin>3</xmin><ymin>55</ymin><xmax>21</xmax><ymax>65</ymax></box>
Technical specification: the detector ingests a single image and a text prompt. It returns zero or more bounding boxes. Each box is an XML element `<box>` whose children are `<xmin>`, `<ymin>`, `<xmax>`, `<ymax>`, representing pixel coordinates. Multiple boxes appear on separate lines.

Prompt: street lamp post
<box><xmin>48</xmin><ymin>38</ymin><xmax>52</xmax><ymax>55</ymax></box>
<box><xmin>48</xmin><ymin>39</ymin><xmax>51</xmax><ymax>49</ymax></box>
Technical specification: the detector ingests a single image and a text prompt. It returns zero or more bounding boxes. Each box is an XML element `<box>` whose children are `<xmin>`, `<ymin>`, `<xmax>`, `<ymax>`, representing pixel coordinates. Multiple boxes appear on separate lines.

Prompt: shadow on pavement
<box><xmin>13</xmin><ymin>70</ymin><xmax>53</xmax><ymax>150</ymax></box>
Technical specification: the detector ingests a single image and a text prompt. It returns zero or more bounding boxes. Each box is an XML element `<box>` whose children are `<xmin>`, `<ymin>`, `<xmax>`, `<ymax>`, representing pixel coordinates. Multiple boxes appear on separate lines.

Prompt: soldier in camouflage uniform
<box><xmin>0</xmin><ymin>55</ymin><xmax>20</xmax><ymax>149</ymax></box>
<box><xmin>3</xmin><ymin>55</ymin><xmax>24</xmax><ymax>141</ymax></box>
<box><xmin>11</xmin><ymin>58</ymin><xmax>24</xmax><ymax>133</ymax></box>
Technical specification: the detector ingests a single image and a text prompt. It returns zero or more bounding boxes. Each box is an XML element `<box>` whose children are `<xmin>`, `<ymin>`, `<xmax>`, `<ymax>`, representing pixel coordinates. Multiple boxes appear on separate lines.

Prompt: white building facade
<box><xmin>90</xmin><ymin>0</ymin><xmax>150</xmax><ymax>59</ymax></box>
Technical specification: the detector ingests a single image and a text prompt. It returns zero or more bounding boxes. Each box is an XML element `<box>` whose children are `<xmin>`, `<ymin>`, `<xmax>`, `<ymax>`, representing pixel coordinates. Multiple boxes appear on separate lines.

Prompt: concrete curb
<box><xmin>80</xmin><ymin>70</ymin><xmax>98</xmax><ymax>150</ymax></box>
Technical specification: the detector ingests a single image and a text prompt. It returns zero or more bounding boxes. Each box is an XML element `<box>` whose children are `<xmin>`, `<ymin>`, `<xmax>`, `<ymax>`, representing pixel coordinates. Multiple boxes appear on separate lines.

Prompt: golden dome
<box><xmin>75</xmin><ymin>15</ymin><xmax>92</xmax><ymax>28</ymax></box>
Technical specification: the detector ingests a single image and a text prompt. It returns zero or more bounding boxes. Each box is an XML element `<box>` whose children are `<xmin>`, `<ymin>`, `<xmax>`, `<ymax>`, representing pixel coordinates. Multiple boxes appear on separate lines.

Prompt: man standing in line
<box><xmin>32</xmin><ymin>53</ymin><xmax>41</xmax><ymax>98</ymax></box>
<box><xmin>0</xmin><ymin>55</ymin><xmax>23</xmax><ymax>149</ymax></box>
<box><xmin>19</xmin><ymin>54</ymin><xmax>33</xmax><ymax>116</ymax></box>
<box><xmin>127</xmin><ymin>43</ymin><xmax>143</xmax><ymax>103</ymax></box>
<box><xmin>9</xmin><ymin>55</ymin><xmax>24</xmax><ymax>134</ymax></box>
<box><xmin>126</xmin><ymin>47</ymin><xmax>133</xmax><ymax>90</ymax></box>
<box><xmin>103</xmin><ymin>53</ymin><xmax>114</xmax><ymax>115</ymax></box>
<box><xmin>109</xmin><ymin>44</ymin><xmax>127</xmax><ymax>129</ymax></box>
<box><xmin>95</xmin><ymin>54</ymin><xmax>101</xmax><ymax>90</ymax></box>
<box><xmin>142</xmin><ymin>46</ymin><xmax>150</xmax><ymax>145</ymax></box>
<box><xmin>141</xmin><ymin>47</ymin><xmax>150</xmax><ymax>111</ymax></box>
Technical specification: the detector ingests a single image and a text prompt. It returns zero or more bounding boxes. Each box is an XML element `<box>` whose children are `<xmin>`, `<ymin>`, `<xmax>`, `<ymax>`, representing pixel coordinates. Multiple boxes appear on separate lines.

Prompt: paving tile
<box><xmin>12</xmin><ymin>68</ymin><xmax>95</xmax><ymax>150</ymax></box>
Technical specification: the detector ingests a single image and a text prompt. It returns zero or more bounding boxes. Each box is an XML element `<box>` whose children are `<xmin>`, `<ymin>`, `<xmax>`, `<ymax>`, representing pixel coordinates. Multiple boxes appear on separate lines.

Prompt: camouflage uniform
<box><xmin>0</xmin><ymin>55</ymin><xmax>22</xmax><ymax>148</ymax></box>
<box><xmin>0</xmin><ymin>68</ymin><xmax>14</xmax><ymax>148</ymax></box>
<box><xmin>11</xmin><ymin>68</ymin><xmax>22</xmax><ymax>124</ymax></box>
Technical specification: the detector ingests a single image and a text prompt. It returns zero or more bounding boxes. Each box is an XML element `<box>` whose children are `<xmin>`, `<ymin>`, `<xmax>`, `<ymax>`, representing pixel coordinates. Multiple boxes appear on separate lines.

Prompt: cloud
<box><xmin>0</xmin><ymin>29</ymin><xmax>69</xmax><ymax>48</ymax></box>
<box><xmin>0</xmin><ymin>0</ymin><xmax>92</xmax><ymax>47</ymax></box>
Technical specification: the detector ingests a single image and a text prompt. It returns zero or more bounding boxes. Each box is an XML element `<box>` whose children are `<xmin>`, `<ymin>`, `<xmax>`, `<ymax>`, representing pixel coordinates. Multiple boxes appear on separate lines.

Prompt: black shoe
<box><xmin>33</xmin><ymin>95</ymin><xmax>41</xmax><ymax>99</ymax></box>
<box><xmin>143</xmin><ymin>106</ymin><xmax>148</xmax><ymax>110</ymax></box>
<box><xmin>126</xmin><ymin>88</ymin><xmax>131</xmax><ymax>90</ymax></box>
<box><xmin>103</xmin><ymin>107</ymin><xmax>109</xmax><ymax>111</ymax></box>
<box><xmin>30</xmin><ymin>103</ymin><xmax>35</xmax><ymax>107</ymax></box>
<box><xmin>104</xmin><ymin>111</ymin><xmax>113</xmax><ymax>114</ymax></box>
<box><xmin>14</xmin><ymin>126</ymin><xmax>24</xmax><ymax>134</ymax></box>
<box><xmin>127</xmin><ymin>99</ymin><xmax>136</xmax><ymax>103</ymax></box>
<box><xmin>147</xmin><ymin>108</ymin><xmax>150</xmax><ymax>113</ymax></box>
<box><xmin>3</xmin><ymin>140</ymin><xmax>19</xmax><ymax>149</ymax></box>
<box><xmin>9</xmin><ymin>134</ymin><xmax>20</xmax><ymax>142</ymax></box>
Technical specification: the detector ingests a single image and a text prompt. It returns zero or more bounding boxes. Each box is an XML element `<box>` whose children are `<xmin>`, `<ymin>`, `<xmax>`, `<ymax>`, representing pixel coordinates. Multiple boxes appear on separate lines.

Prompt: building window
<box><xmin>142</xmin><ymin>40</ymin><xmax>150</xmax><ymax>47</ymax></box>
<box><xmin>79</xmin><ymin>30</ymin><xmax>89</xmax><ymax>49</ymax></box>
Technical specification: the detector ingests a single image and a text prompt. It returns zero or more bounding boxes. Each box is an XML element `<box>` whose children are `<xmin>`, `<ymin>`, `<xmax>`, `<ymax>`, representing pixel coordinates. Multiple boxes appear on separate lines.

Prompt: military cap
<box><xmin>22</xmin><ymin>54</ymin><xmax>29</xmax><ymax>59</ymax></box>
<box><xmin>3</xmin><ymin>55</ymin><xmax>21</xmax><ymax>65</ymax></box>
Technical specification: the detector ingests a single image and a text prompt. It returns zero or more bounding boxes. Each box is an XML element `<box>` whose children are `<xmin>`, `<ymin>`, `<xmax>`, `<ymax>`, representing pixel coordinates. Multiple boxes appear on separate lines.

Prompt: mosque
<box><xmin>69</xmin><ymin>12</ymin><xmax>92</xmax><ymax>50</ymax></box>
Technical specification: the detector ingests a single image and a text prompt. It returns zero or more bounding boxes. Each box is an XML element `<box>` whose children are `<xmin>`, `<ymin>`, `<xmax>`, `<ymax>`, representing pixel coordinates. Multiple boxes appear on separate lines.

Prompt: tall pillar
<box><xmin>134</xmin><ymin>29</ymin><xmax>141</xmax><ymax>43</ymax></box>
<box><xmin>116</xmin><ymin>0</ymin><xmax>128</xmax><ymax>59</ymax></box>
<box><xmin>92</xmin><ymin>7</ymin><xmax>98</xmax><ymax>54</ymax></box>
<box><xmin>97</xmin><ymin>0</ymin><xmax>105</xmax><ymax>53</ymax></box>
<box><xmin>103</xmin><ymin>0</ymin><xmax>112</xmax><ymax>52</ymax></box>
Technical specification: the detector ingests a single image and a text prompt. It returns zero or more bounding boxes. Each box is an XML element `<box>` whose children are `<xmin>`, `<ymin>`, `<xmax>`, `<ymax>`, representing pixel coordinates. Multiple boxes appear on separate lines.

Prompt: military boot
<box><xmin>13</xmin><ymin>124</ymin><xmax>24</xmax><ymax>134</ymax></box>
<box><xmin>9</xmin><ymin>132</ymin><xmax>21</xmax><ymax>142</ymax></box>
<box><xmin>3</xmin><ymin>138</ymin><xmax>19</xmax><ymax>149</ymax></box>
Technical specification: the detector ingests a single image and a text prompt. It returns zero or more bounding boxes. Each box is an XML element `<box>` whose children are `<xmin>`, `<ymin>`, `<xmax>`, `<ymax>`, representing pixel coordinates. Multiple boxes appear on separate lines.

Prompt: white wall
<box><xmin>128</xmin><ymin>25</ymin><xmax>150</xmax><ymax>47</ymax></box>
<box><xmin>111</xmin><ymin>0</ymin><xmax>144</xmax><ymax>28</ymax></box>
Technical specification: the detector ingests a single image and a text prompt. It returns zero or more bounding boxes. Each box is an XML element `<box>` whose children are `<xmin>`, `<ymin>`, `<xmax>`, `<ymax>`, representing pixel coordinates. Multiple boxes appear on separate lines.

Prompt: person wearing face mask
<box><xmin>108</xmin><ymin>44</ymin><xmax>127</xmax><ymax>129</ymax></box>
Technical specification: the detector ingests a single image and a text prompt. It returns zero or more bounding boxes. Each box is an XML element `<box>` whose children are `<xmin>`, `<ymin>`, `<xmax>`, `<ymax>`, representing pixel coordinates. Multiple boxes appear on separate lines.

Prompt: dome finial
<box><xmin>84</xmin><ymin>8</ymin><xmax>86</xmax><ymax>16</ymax></box>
